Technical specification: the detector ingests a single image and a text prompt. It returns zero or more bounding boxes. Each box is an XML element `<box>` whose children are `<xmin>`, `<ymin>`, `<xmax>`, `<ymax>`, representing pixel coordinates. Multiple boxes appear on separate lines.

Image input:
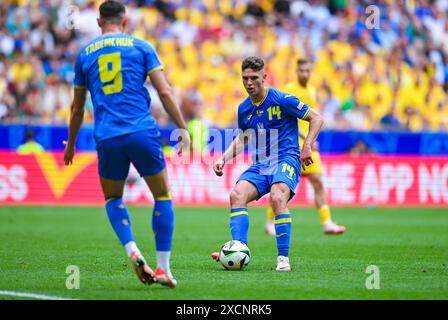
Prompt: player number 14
<box><xmin>267</xmin><ymin>106</ymin><xmax>281</xmax><ymax>120</ymax></box>
<box><xmin>282</xmin><ymin>164</ymin><xmax>294</xmax><ymax>178</ymax></box>
<box><xmin>98</xmin><ymin>52</ymin><xmax>123</xmax><ymax>95</ymax></box>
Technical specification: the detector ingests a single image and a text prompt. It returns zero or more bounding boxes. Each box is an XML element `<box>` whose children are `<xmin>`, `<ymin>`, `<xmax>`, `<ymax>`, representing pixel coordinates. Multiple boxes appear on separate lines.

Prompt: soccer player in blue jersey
<box><xmin>63</xmin><ymin>0</ymin><xmax>190</xmax><ymax>288</ymax></box>
<box><xmin>211</xmin><ymin>56</ymin><xmax>324</xmax><ymax>271</ymax></box>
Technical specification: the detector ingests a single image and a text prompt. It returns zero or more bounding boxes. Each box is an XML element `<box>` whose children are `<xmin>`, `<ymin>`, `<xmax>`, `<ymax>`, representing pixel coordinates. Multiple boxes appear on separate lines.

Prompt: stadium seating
<box><xmin>0</xmin><ymin>0</ymin><xmax>447</xmax><ymax>131</ymax></box>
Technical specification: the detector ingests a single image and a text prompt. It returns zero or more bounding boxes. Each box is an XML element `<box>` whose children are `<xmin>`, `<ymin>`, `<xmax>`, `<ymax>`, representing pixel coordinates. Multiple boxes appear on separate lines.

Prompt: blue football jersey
<box><xmin>74</xmin><ymin>33</ymin><xmax>162</xmax><ymax>142</ymax></box>
<box><xmin>237</xmin><ymin>88</ymin><xmax>310</xmax><ymax>162</ymax></box>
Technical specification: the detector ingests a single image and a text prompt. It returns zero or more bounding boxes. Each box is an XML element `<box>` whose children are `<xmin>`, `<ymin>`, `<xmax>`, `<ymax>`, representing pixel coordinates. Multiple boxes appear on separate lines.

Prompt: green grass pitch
<box><xmin>0</xmin><ymin>206</ymin><xmax>447</xmax><ymax>300</ymax></box>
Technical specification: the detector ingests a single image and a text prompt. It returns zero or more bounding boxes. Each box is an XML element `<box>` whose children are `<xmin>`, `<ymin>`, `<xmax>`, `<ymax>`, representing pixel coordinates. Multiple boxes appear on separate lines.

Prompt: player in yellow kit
<box><xmin>265</xmin><ymin>58</ymin><xmax>346</xmax><ymax>235</ymax></box>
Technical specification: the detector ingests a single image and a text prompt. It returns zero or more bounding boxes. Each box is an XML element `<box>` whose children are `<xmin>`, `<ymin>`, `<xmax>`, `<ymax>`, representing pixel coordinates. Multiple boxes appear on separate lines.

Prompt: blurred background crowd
<box><xmin>0</xmin><ymin>0</ymin><xmax>447</xmax><ymax>131</ymax></box>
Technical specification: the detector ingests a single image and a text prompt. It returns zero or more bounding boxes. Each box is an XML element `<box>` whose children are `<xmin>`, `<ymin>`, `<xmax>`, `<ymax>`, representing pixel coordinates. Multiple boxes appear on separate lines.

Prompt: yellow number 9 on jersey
<box><xmin>98</xmin><ymin>52</ymin><xmax>123</xmax><ymax>95</ymax></box>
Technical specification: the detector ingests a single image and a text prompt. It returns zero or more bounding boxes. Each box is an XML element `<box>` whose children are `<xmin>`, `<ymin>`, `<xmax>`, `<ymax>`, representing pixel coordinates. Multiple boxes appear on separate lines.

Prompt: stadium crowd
<box><xmin>0</xmin><ymin>0</ymin><xmax>447</xmax><ymax>131</ymax></box>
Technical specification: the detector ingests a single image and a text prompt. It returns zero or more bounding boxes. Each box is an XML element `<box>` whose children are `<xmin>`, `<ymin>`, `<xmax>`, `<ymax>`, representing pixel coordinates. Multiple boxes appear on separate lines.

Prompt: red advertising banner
<box><xmin>0</xmin><ymin>152</ymin><xmax>447</xmax><ymax>207</ymax></box>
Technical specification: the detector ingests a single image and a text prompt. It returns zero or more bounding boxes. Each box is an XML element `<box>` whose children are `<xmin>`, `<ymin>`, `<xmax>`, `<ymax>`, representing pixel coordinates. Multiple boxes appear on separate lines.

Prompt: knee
<box><xmin>270</xmin><ymin>191</ymin><xmax>287</xmax><ymax>212</ymax></box>
<box><xmin>230</xmin><ymin>188</ymin><xmax>245</xmax><ymax>205</ymax></box>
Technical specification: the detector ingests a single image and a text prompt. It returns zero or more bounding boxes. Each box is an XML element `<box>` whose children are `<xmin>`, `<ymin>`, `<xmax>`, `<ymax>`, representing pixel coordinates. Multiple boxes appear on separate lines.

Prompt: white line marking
<box><xmin>0</xmin><ymin>290</ymin><xmax>77</xmax><ymax>300</ymax></box>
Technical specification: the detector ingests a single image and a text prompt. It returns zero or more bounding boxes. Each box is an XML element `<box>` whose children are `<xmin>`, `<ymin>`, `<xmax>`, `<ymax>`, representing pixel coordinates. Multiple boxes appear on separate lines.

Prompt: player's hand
<box><xmin>177</xmin><ymin>129</ymin><xmax>191</xmax><ymax>155</ymax></box>
<box><xmin>213</xmin><ymin>159</ymin><xmax>225</xmax><ymax>176</ymax></box>
<box><xmin>63</xmin><ymin>140</ymin><xmax>75</xmax><ymax>165</ymax></box>
<box><xmin>300</xmin><ymin>143</ymin><xmax>313</xmax><ymax>171</ymax></box>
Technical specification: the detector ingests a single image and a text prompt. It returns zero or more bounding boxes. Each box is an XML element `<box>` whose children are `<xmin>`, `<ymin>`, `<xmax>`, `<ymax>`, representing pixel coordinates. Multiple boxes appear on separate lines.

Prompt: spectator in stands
<box><xmin>348</xmin><ymin>139</ymin><xmax>374</xmax><ymax>155</ymax></box>
<box><xmin>380</xmin><ymin>102</ymin><xmax>403</xmax><ymax>131</ymax></box>
<box><xmin>17</xmin><ymin>129</ymin><xmax>44</xmax><ymax>155</ymax></box>
<box><xmin>0</xmin><ymin>0</ymin><xmax>446</xmax><ymax>133</ymax></box>
<box><xmin>320</xmin><ymin>83</ymin><xmax>341</xmax><ymax>128</ymax></box>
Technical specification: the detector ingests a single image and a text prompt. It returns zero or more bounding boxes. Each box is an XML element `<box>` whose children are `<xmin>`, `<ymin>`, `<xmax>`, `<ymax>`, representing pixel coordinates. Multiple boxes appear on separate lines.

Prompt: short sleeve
<box><xmin>144</xmin><ymin>42</ymin><xmax>163</xmax><ymax>75</ymax></box>
<box><xmin>281</xmin><ymin>93</ymin><xmax>311</xmax><ymax>120</ymax></box>
<box><xmin>73</xmin><ymin>53</ymin><xmax>86</xmax><ymax>88</ymax></box>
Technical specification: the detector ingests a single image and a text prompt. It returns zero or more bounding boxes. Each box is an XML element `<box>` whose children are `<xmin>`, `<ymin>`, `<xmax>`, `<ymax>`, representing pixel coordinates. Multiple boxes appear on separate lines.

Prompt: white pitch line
<box><xmin>0</xmin><ymin>290</ymin><xmax>77</xmax><ymax>300</ymax></box>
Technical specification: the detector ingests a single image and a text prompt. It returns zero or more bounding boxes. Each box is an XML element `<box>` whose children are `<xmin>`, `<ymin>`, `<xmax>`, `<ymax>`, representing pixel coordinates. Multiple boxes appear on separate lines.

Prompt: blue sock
<box><xmin>275</xmin><ymin>214</ymin><xmax>292</xmax><ymax>257</ymax></box>
<box><xmin>230</xmin><ymin>208</ymin><xmax>249</xmax><ymax>245</ymax></box>
<box><xmin>152</xmin><ymin>195</ymin><xmax>174</xmax><ymax>251</ymax></box>
<box><xmin>105</xmin><ymin>198</ymin><xmax>134</xmax><ymax>246</ymax></box>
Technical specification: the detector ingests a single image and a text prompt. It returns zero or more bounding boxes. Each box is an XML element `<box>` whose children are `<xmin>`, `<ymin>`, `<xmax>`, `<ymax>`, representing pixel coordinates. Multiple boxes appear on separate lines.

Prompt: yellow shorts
<box><xmin>301</xmin><ymin>150</ymin><xmax>323</xmax><ymax>175</ymax></box>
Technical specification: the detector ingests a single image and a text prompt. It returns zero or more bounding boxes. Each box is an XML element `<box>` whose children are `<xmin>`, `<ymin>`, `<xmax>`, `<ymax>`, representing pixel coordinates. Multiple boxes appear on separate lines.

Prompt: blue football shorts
<box><xmin>238</xmin><ymin>156</ymin><xmax>301</xmax><ymax>201</ymax></box>
<box><xmin>96</xmin><ymin>130</ymin><xmax>166</xmax><ymax>180</ymax></box>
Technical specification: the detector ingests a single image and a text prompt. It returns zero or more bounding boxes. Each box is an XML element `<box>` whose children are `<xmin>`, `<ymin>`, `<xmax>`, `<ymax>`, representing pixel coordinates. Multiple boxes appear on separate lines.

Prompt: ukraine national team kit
<box><xmin>73</xmin><ymin>32</ymin><xmax>311</xmax><ymax>274</ymax></box>
<box><xmin>74</xmin><ymin>33</ymin><xmax>165</xmax><ymax>180</ymax></box>
<box><xmin>229</xmin><ymin>87</ymin><xmax>311</xmax><ymax>263</ymax></box>
<box><xmin>237</xmin><ymin>87</ymin><xmax>311</xmax><ymax>200</ymax></box>
<box><xmin>74</xmin><ymin>33</ymin><xmax>175</xmax><ymax>285</ymax></box>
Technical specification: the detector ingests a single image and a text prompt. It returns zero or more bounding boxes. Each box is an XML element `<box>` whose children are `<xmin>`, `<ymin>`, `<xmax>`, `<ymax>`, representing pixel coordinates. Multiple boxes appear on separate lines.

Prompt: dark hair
<box><xmin>99</xmin><ymin>0</ymin><xmax>126</xmax><ymax>22</ymax></box>
<box><xmin>297</xmin><ymin>58</ymin><xmax>312</xmax><ymax>66</ymax></box>
<box><xmin>25</xmin><ymin>129</ymin><xmax>34</xmax><ymax>141</ymax></box>
<box><xmin>242</xmin><ymin>56</ymin><xmax>264</xmax><ymax>72</ymax></box>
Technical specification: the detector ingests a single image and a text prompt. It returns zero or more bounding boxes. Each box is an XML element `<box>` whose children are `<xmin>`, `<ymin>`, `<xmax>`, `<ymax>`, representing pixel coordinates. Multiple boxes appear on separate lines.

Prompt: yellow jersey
<box><xmin>17</xmin><ymin>142</ymin><xmax>44</xmax><ymax>155</ymax></box>
<box><xmin>284</xmin><ymin>82</ymin><xmax>317</xmax><ymax>148</ymax></box>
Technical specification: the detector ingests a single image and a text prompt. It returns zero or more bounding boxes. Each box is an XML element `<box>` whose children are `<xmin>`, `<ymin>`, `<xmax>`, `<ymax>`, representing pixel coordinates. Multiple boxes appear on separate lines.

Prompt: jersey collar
<box><xmin>251</xmin><ymin>88</ymin><xmax>269</xmax><ymax>107</ymax></box>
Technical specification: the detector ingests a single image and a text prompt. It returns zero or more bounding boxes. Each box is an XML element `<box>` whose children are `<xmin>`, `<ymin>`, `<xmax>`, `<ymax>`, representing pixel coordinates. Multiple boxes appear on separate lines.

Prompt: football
<box><xmin>218</xmin><ymin>240</ymin><xmax>251</xmax><ymax>270</ymax></box>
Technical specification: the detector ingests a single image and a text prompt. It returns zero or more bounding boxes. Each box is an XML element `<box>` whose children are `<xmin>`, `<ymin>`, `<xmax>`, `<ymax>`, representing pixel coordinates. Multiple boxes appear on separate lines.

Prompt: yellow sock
<box><xmin>319</xmin><ymin>205</ymin><xmax>332</xmax><ymax>225</ymax></box>
<box><xmin>267</xmin><ymin>204</ymin><xmax>275</xmax><ymax>222</ymax></box>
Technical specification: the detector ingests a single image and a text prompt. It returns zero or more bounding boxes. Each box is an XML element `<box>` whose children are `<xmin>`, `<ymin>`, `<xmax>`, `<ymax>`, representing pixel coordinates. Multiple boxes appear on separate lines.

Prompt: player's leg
<box><xmin>229</xmin><ymin>180</ymin><xmax>260</xmax><ymax>244</ymax></box>
<box><xmin>264</xmin><ymin>201</ymin><xmax>276</xmax><ymax>235</ymax></box>
<box><xmin>308</xmin><ymin>172</ymin><xmax>346</xmax><ymax>235</ymax></box>
<box><xmin>270</xmin><ymin>156</ymin><xmax>302</xmax><ymax>272</ymax></box>
<box><xmin>97</xmin><ymin>135</ymin><xmax>155</xmax><ymax>285</ymax></box>
<box><xmin>308</xmin><ymin>172</ymin><xmax>330</xmax><ymax>223</ymax></box>
<box><xmin>129</xmin><ymin>130</ymin><xmax>176</xmax><ymax>287</ymax></box>
<box><xmin>100</xmin><ymin>177</ymin><xmax>155</xmax><ymax>285</ymax></box>
<box><xmin>227</xmin><ymin>161</ymin><xmax>270</xmax><ymax>246</ymax></box>
<box><xmin>142</xmin><ymin>169</ymin><xmax>176</xmax><ymax>288</ymax></box>
<box><xmin>303</xmin><ymin>150</ymin><xmax>346</xmax><ymax>235</ymax></box>
<box><xmin>212</xmin><ymin>164</ymin><xmax>268</xmax><ymax>262</ymax></box>
<box><xmin>270</xmin><ymin>182</ymin><xmax>293</xmax><ymax>272</ymax></box>
<box><xmin>211</xmin><ymin>179</ymin><xmax>260</xmax><ymax>262</ymax></box>
<box><xmin>101</xmin><ymin>178</ymin><xmax>132</xmax><ymax>250</ymax></box>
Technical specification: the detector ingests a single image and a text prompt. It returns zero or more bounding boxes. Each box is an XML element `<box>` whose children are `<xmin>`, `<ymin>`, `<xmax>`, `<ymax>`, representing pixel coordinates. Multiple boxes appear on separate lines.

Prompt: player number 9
<box><xmin>98</xmin><ymin>52</ymin><xmax>123</xmax><ymax>95</ymax></box>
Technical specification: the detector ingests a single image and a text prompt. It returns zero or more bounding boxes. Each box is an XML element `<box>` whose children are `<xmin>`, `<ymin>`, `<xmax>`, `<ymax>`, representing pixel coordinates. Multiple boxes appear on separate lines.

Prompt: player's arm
<box><xmin>282</xmin><ymin>94</ymin><xmax>323</xmax><ymax>170</ymax></box>
<box><xmin>299</xmin><ymin>124</ymin><xmax>319</xmax><ymax>150</ymax></box>
<box><xmin>149</xmin><ymin>69</ymin><xmax>190</xmax><ymax>152</ymax></box>
<box><xmin>213</xmin><ymin>133</ymin><xmax>248</xmax><ymax>176</ymax></box>
<box><xmin>300</xmin><ymin>108</ymin><xmax>324</xmax><ymax>170</ymax></box>
<box><xmin>64</xmin><ymin>87</ymin><xmax>87</xmax><ymax>165</ymax></box>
